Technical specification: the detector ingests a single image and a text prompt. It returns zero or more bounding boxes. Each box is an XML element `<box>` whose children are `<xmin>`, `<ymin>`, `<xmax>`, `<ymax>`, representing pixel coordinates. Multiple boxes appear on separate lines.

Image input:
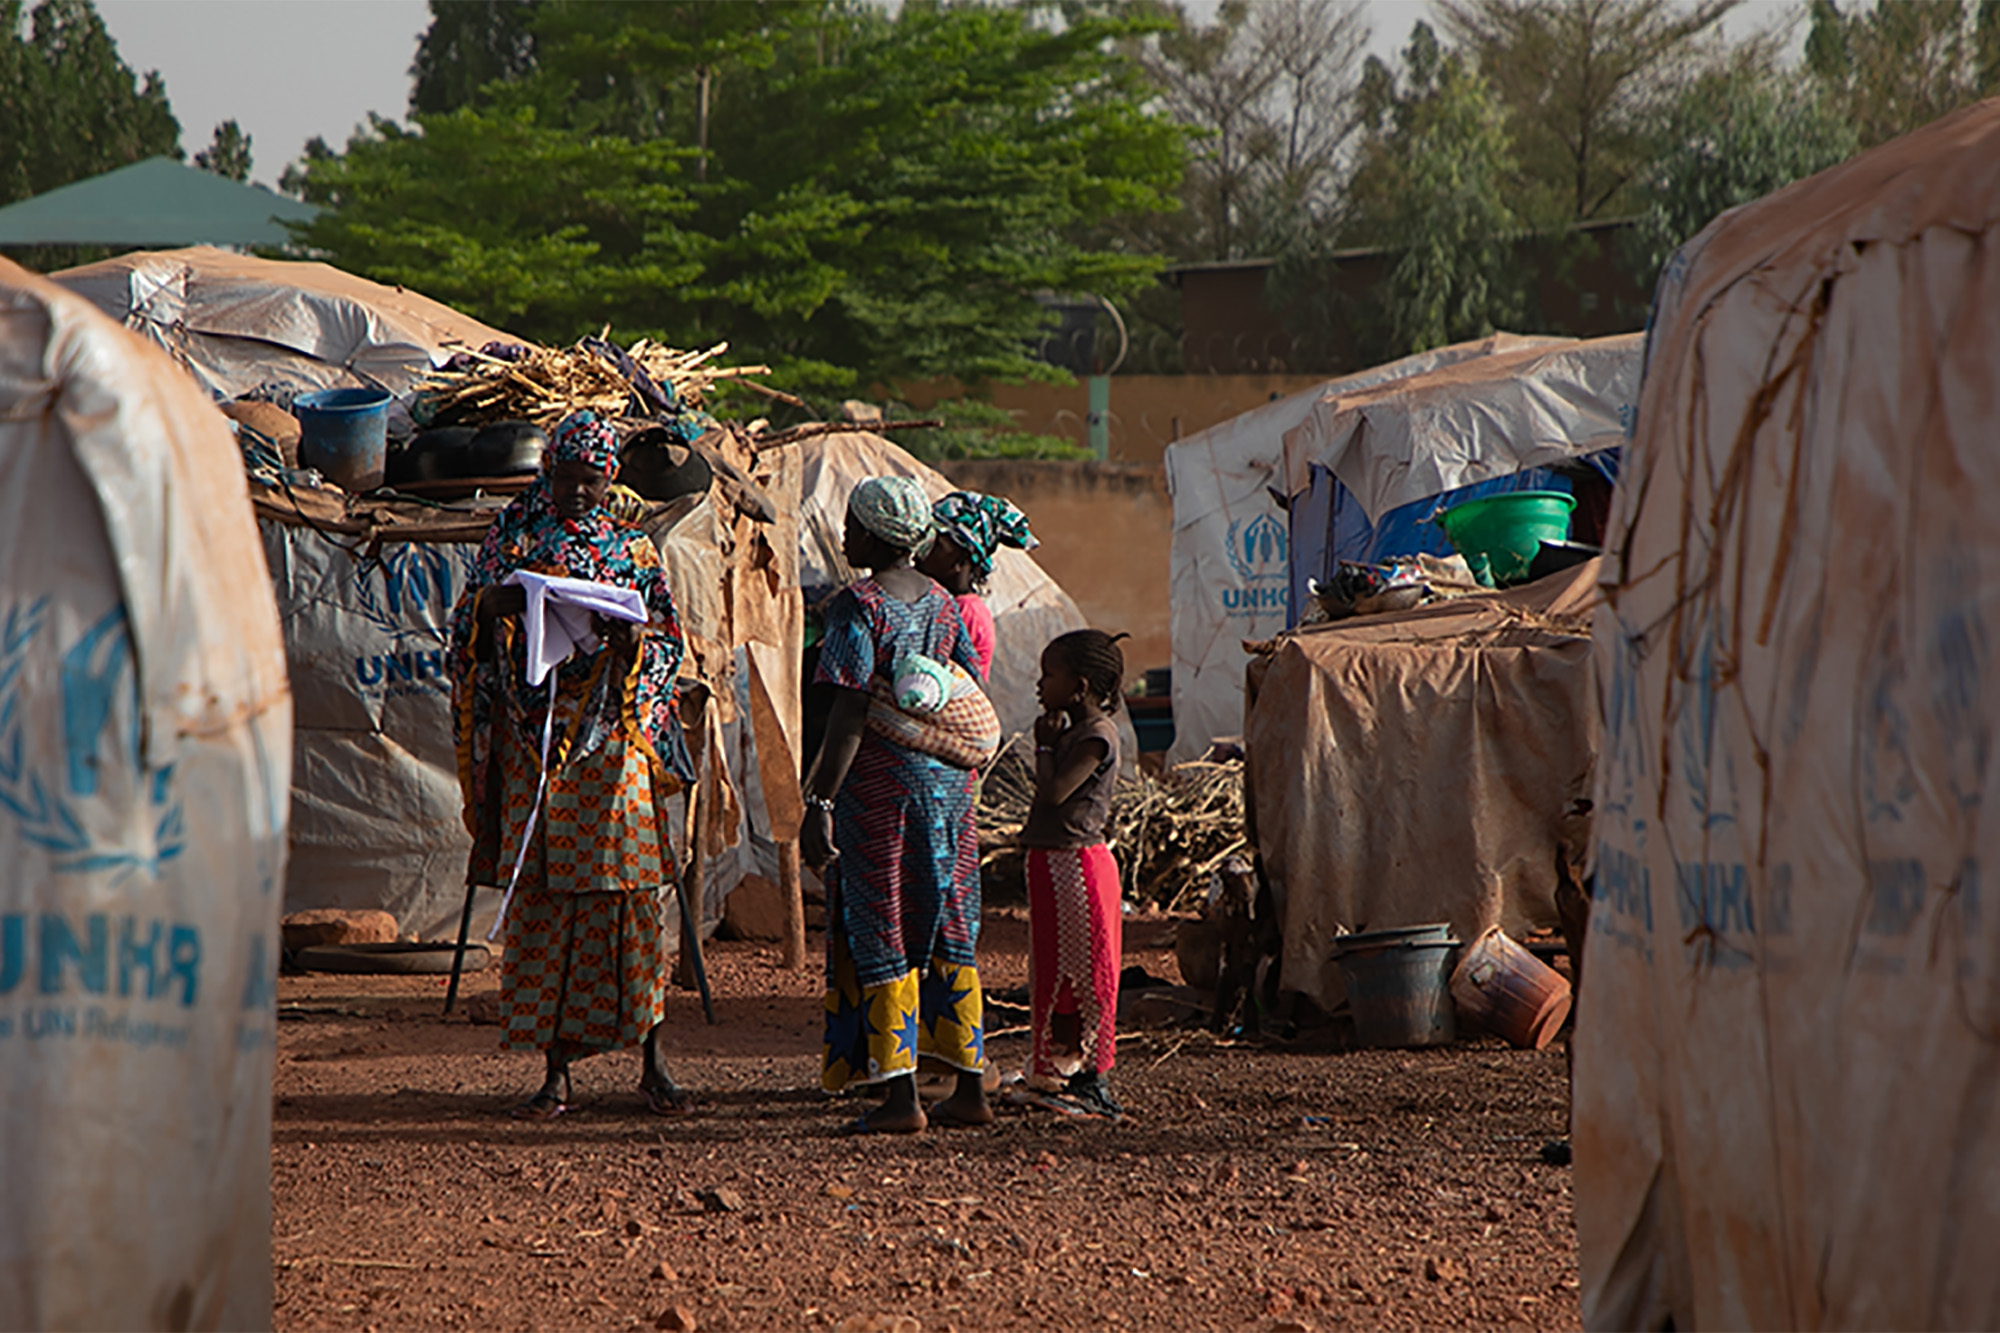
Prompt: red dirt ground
<box><xmin>273</xmin><ymin>909</ymin><xmax>1579</xmax><ymax>1332</ymax></box>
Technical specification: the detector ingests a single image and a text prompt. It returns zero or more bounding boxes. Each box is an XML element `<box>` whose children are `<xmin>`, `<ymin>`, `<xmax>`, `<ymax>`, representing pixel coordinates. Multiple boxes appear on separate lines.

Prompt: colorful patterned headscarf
<box><xmin>849</xmin><ymin>476</ymin><xmax>937</xmax><ymax>556</ymax></box>
<box><xmin>551</xmin><ymin>409</ymin><xmax>621</xmax><ymax>476</ymax></box>
<box><xmin>933</xmin><ymin>491</ymin><xmax>1038</xmax><ymax>577</ymax></box>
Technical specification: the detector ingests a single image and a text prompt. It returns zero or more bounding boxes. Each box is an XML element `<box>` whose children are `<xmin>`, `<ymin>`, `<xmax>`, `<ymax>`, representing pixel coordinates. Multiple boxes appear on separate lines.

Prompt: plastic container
<box><xmin>1449</xmin><ymin>925</ymin><xmax>1572</xmax><ymax>1049</ymax></box>
<box><xmin>1334</xmin><ymin>924</ymin><xmax>1460</xmax><ymax>1048</ymax></box>
<box><xmin>294</xmin><ymin>386</ymin><xmax>393</xmax><ymax>492</ymax></box>
<box><xmin>1437</xmin><ymin>491</ymin><xmax>1576</xmax><ymax>585</ymax></box>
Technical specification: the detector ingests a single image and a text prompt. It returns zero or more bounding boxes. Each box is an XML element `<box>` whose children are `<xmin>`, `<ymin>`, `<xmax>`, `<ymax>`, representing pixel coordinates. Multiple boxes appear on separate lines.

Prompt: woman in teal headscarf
<box><xmin>918</xmin><ymin>491</ymin><xmax>1038</xmax><ymax>682</ymax></box>
<box><xmin>802</xmin><ymin>476</ymin><xmax>991</xmax><ymax>1133</ymax></box>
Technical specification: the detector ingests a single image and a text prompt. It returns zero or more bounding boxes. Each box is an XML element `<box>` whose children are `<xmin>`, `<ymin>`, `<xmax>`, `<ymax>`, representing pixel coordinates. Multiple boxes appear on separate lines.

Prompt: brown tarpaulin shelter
<box><xmin>1245</xmin><ymin>560</ymin><xmax>1600</xmax><ymax>1010</ymax></box>
<box><xmin>1576</xmin><ymin>98</ymin><xmax>2000</xmax><ymax>1329</ymax></box>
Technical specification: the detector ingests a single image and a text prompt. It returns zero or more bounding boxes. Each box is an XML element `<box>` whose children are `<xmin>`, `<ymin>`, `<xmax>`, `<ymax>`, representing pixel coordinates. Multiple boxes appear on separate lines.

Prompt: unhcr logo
<box><xmin>1224</xmin><ymin>512</ymin><xmax>1287</xmax><ymax>582</ymax></box>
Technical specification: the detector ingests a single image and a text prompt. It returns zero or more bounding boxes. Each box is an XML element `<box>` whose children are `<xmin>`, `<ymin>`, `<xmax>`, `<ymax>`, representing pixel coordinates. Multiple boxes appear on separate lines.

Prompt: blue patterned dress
<box><xmin>815</xmin><ymin>577</ymin><xmax>985</xmax><ymax>1090</ymax></box>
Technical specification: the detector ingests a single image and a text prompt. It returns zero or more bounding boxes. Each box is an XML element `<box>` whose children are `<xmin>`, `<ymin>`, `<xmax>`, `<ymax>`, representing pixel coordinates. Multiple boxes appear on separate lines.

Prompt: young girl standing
<box><xmin>1019</xmin><ymin>629</ymin><xmax>1128</xmax><ymax>1118</ymax></box>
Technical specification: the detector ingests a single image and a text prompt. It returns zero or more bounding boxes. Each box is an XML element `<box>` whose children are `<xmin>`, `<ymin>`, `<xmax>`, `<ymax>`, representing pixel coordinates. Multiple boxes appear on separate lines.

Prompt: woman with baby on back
<box><xmin>1018</xmin><ymin>627</ymin><xmax>1129</xmax><ymax>1119</ymax></box>
<box><xmin>801</xmin><ymin>476</ymin><xmax>993</xmax><ymax>1135</ymax></box>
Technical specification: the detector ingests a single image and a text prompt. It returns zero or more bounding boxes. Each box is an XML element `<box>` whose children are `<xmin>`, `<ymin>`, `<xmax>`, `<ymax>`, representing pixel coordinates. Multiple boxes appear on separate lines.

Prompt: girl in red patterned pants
<box><xmin>1020</xmin><ymin>629</ymin><xmax>1128</xmax><ymax>1119</ymax></box>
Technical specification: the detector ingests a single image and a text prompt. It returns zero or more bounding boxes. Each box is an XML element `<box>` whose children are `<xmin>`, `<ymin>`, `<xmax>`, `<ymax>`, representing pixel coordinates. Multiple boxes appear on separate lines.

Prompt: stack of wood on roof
<box><xmin>419</xmin><ymin>338</ymin><xmax>771</xmax><ymax>427</ymax></box>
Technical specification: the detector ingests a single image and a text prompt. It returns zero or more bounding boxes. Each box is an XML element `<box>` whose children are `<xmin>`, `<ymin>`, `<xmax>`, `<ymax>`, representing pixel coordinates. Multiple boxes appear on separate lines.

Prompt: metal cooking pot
<box><xmin>469</xmin><ymin>420</ymin><xmax>547</xmax><ymax>476</ymax></box>
<box><xmin>385</xmin><ymin>426</ymin><xmax>477</xmax><ymax>486</ymax></box>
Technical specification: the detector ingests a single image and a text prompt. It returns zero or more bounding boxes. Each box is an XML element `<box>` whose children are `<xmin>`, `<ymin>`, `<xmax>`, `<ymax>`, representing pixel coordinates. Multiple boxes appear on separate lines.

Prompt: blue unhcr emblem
<box><xmin>1224</xmin><ymin>512</ymin><xmax>1287</xmax><ymax>582</ymax></box>
<box><xmin>0</xmin><ymin>600</ymin><xmax>183</xmax><ymax>878</ymax></box>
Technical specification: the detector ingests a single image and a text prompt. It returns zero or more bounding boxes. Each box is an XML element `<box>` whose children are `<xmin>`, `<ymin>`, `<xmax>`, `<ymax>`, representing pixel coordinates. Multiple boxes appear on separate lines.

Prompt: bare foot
<box><xmin>846</xmin><ymin>1103</ymin><xmax>928</xmax><ymax>1135</ymax></box>
<box><xmin>929</xmin><ymin>1091</ymin><xmax>995</xmax><ymax>1127</ymax></box>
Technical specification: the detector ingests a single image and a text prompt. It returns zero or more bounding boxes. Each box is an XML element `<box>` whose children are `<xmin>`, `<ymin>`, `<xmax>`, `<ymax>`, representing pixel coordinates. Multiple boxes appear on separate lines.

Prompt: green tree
<box><xmin>284</xmin><ymin>109</ymin><xmax>705</xmax><ymax>343</ymax></box>
<box><xmin>1339</xmin><ymin>23</ymin><xmax>1525</xmax><ymax>355</ymax></box>
<box><xmin>1439</xmin><ymin>0</ymin><xmax>1739</xmax><ymax>223</ymax></box>
<box><xmin>193</xmin><ymin>118</ymin><xmax>252</xmax><ymax>181</ymax></box>
<box><xmin>290</xmin><ymin>1</ymin><xmax>1186</xmax><ymax>401</ymax></box>
<box><xmin>1805</xmin><ymin>0</ymin><xmax>2000</xmax><ymax>147</ymax></box>
<box><xmin>1628</xmin><ymin>59</ymin><xmax>1857</xmax><ymax>281</ymax></box>
<box><xmin>0</xmin><ymin>0</ymin><xmax>179</xmax><ymax>209</ymax></box>
<box><xmin>409</xmin><ymin>0</ymin><xmax>539</xmax><ymax>116</ymax></box>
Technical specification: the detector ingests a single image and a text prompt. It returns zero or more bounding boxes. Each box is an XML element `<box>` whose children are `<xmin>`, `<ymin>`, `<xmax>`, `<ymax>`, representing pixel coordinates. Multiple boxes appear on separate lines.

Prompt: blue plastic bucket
<box><xmin>1334</xmin><ymin>924</ymin><xmax>1460</xmax><ymax>1048</ymax></box>
<box><xmin>294</xmin><ymin>387</ymin><xmax>392</xmax><ymax>492</ymax></box>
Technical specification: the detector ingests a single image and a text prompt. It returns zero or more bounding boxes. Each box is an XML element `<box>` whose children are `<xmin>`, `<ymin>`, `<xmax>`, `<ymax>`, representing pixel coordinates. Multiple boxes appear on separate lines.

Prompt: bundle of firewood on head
<box><xmin>417</xmin><ymin>334</ymin><xmax>773</xmax><ymax>433</ymax></box>
<box><xmin>977</xmin><ymin>743</ymin><xmax>1248</xmax><ymax>909</ymax></box>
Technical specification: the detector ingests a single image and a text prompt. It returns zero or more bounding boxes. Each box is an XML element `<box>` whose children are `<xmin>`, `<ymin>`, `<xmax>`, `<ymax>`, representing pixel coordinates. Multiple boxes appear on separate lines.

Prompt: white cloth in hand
<box><xmin>501</xmin><ymin>570</ymin><xmax>647</xmax><ymax>686</ymax></box>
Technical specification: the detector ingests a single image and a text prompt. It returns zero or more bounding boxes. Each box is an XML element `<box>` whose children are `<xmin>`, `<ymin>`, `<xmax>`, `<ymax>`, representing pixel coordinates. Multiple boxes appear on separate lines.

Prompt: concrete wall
<box><xmin>902</xmin><ymin>373</ymin><xmax>1326</xmax><ymax>466</ymax></box>
<box><xmin>936</xmin><ymin>458</ymin><xmax>1172</xmax><ymax>675</ymax></box>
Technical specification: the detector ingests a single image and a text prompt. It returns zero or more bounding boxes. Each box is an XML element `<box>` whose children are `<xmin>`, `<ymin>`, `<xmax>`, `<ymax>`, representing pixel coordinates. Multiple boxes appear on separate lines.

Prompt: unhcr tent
<box><xmin>249</xmin><ymin>432</ymin><xmax>801</xmax><ymax>944</ymax></box>
<box><xmin>1280</xmin><ymin>333</ymin><xmax>1640</xmax><ymax>618</ymax></box>
<box><xmin>1164</xmin><ymin>333</ymin><xmax>1570</xmax><ymax>763</ymax></box>
<box><xmin>54</xmin><ymin>246</ymin><xmax>509</xmax><ymax>402</ymax></box>
<box><xmin>0</xmin><ymin>258</ymin><xmax>291</xmax><ymax>1328</ymax></box>
<box><xmin>1578</xmin><ymin>100</ymin><xmax>2000</xmax><ymax>1329</ymax></box>
<box><xmin>0</xmin><ymin>157</ymin><xmax>317</xmax><ymax>248</ymax></box>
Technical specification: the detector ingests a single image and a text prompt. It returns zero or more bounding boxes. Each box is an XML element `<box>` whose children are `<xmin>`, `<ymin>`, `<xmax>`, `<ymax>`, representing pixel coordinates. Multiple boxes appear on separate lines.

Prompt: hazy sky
<box><xmin>92</xmin><ymin>0</ymin><xmax>1800</xmax><ymax>190</ymax></box>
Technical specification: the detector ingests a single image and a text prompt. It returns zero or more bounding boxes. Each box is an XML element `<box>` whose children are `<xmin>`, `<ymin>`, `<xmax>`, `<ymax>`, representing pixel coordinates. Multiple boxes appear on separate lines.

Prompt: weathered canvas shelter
<box><xmin>0</xmin><ymin>157</ymin><xmax>316</xmax><ymax>248</ymax></box>
<box><xmin>1280</xmin><ymin>333</ymin><xmax>1639</xmax><ymax>619</ymax></box>
<box><xmin>1244</xmin><ymin>561</ymin><xmax>1598</xmax><ymax>1011</ymax></box>
<box><xmin>1577</xmin><ymin>99</ymin><xmax>2000</xmax><ymax>1329</ymax></box>
<box><xmin>0</xmin><ymin>256</ymin><xmax>291</xmax><ymax>1329</ymax></box>
<box><xmin>1163</xmin><ymin>334</ymin><xmax>1571</xmax><ymax>763</ymax></box>
<box><xmin>252</xmin><ymin>430</ymin><xmax>803</xmax><ymax>944</ymax></box>
<box><xmin>54</xmin><ymin>245</ymin><xmax>508</xmax><ymax>401</ymax></box>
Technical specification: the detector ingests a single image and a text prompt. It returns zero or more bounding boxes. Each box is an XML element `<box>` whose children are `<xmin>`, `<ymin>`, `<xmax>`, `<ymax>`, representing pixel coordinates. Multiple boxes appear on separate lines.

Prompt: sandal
<box><xmin>511</xmin><ymin>1070</ymin><xmax>572</xmax><ymax>1120</ymax></box>
<box><xmin>1061</xmin><ymin>1071</ymin><xmax>1125</xmax><ymax>1122</ymax></box>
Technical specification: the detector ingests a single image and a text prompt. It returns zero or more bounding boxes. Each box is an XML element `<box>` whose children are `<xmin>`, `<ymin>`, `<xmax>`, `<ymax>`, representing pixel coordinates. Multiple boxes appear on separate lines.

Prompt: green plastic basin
<box><xmin>1437</xmin><ymin>491</ymin><xmax>1576</xmax><ymax>585</ymax></box>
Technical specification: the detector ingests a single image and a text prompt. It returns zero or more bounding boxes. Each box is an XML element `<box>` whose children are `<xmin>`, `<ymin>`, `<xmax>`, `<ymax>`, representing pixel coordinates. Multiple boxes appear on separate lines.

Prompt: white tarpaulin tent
<box><xmin>54</xmin><ymin>245</ymin><xmax>512</xmax><ymax>401</ymax></box>
<box><xmin>1277</xmin><ymin>333</ymin><xmax>1642</xmax><ymax>513</ymax></box>
<box><xmin>1578</xmin><ymin>99</ymin><xmax>2000</xmax><ymax>1330</ymax></box>
<box><xmin>1163</xmin><ymin>333</ymin><xmax>1570</xmax><ymax>763</ymax></box>
<box><xmin>0</xmin><ymin>258</ymin><xmax>292</xmax><ymax>1329</ymax></box>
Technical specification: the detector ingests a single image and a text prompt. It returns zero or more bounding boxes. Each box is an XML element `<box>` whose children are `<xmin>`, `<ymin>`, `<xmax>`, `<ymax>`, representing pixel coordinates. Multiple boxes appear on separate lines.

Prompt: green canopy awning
<box><xmin>0</xmin><ymin>157</ymin><xmax>318</xmax><ymax>247</ymax></box>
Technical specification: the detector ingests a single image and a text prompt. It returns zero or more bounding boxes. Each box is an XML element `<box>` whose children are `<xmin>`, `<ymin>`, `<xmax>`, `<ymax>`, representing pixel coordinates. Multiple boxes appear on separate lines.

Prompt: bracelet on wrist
<box><xmin>806</xmin><ymin>792</ymin><xmax>835</xmax><ymax>813</ymax></box>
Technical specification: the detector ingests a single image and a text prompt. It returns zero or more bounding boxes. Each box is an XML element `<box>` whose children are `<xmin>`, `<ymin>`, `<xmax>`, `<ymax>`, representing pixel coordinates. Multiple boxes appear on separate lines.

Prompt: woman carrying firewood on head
<box><xmin>801</xmin><ymin>476</ymin><xmax>999</xmax><ymax>1134</ymax></box>
<box><xmin>448</xmin><ymin>409</ymin><xmax>696</xmax><ymax>1120</ymax></box>
<box><xmin>1013</xmin><ymin>628</ymin><xmax>1128</xmax><ymax>1120</ymax></box>
<box><xmin>917</xmin><ymin>490</ymin><xmax>1039</xmax><ymax>682</ymax></box>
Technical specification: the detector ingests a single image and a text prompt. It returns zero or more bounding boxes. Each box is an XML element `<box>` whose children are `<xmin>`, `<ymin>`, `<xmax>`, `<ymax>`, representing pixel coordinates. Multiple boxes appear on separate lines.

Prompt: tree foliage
<box><xmin>1343</xmin><ymin>23</ymin><xmax>1526</xmax><ymax>353</ymax></box>
<box><xmin>1805</xmin><ymin>0</ymin><xmax>2000</xmax><ymax>147</ymax></box>
<box><xmin>1128</xmin><ymin>0</ymin><xmax>1367</xmax><ymax>261</ymax></box>
<box><xmin>1439</xmin><ymin>0</ymin><xmax>1740</xmax><ymax>223</ymax></box>
<box><xmin>193</xmin><ymin>118</ymin><xmax>252</xmax><ymax>181</ymax></box>
<box><xmin>291</xmin><ymin>1</ymin><xmax>1187</xmax><ymax>402</ymax></box>
<box><xmin>284</xmin><ymin>109</ymin><xmax>704</xmax><ymax>343</ymax></box>
<box><xmin>1628</xmin><ymin>58</ymin><xmax>1857</xmax><ymax>280</ymax></box>
<box><xmin>409</xmin><ymin>0</ymin><xmax>539</xmax><ymax>116</ymax></box>
<box><xmin>0</xmin><ymin>0</ymin><xmax>179</xmax><ymax>209</ymax></box>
